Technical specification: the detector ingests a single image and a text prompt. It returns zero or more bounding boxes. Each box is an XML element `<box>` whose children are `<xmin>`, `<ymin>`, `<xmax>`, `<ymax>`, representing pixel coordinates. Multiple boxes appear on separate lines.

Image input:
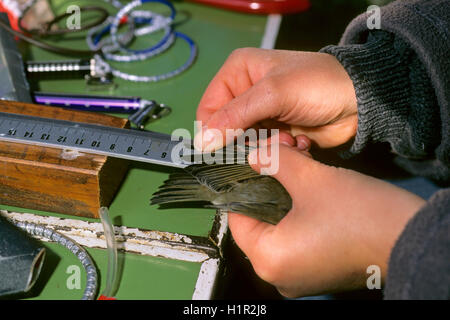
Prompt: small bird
<box><xmin>150</xmin><ymin>153</ymin><xmax>292</xmax><ymax>225</ymax></box>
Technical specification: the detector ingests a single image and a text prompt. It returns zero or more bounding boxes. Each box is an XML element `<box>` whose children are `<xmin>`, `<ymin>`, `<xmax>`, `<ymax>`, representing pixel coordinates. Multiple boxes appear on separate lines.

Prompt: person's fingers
<box><xmin>247</xmin><ymin>144</ymin><xmax>319</xmax><ymax>196</ymax></box>
<box><xmin>289</xmin><ymin>115</ymin><xmax>357</xmax><ymax>148</ymax></box>
<box><xmin>258</xmin><ymin>132</ymin><xmax>312</xmax><ymax>157</ymax></box>
<box><xmin>194</xmin><ymin>79</ymin><xmax>284</xmax><ymax>151</ymax></box>
<box><xmin>230</xmin><ymin>146</ymin><xmax>317</xmax><ymax>282</ymax></box>
<box><xmin>254</xmin><ymin>130</ymin><xmax>296</xmax><ymax>148</ymax></box>
<box><xmin>295</xmin><ymin>134</ymin><xmax>311</xmax><ymax>151</ymax></box>
<box><xmin>196</xmin><ymin>65</ymin><xmax>253</xmax><ymax>123</ymax></box>
<box><xmin>196</xmin><ymin>79</ymin><xmax>236</xmax><ymax>124</ymax></box>
<box><xmin>277</xmin><ymin>131</ymin><xmax>297</xmax><ymax>147</ymax></box>
<box><xmin>228</xmin><ymin>212</ymin><xmax>274</xmax><ymax>258</ymax></box>
<box><xmin>196</xmin><ymin>48</ymin><xmax>270</xmax><ymax>123</ymax></box>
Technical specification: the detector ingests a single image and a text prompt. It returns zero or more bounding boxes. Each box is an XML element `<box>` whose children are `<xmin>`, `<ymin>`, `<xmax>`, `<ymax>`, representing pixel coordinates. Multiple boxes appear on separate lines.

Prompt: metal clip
<box><xmin>128</xmin><ymin>100</ymin><xmax>172</xmax><ymax>130</ymax></box>
<box><xmin>151</xmin><ymin>103</ymin><xmax>172</xmax><ymax>120</ymax></box>
<box><xmin>85</xmin><ymin>55</ymin><xmax>116</xmax><ymax>91</ymax></box>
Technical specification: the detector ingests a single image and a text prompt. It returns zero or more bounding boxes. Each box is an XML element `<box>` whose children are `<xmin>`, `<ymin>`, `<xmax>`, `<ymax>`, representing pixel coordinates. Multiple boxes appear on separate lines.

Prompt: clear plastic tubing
<box><xmin>99</xmin><ymin>207</ymin><xmax>119</xmax><ymax>298</ymax></box>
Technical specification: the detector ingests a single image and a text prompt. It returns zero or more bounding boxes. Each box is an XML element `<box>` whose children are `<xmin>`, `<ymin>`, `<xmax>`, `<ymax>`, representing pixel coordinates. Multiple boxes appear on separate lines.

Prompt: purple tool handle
<box><xmin>33</xmin><ymin>92</ymin><xmax>142</xmax><ymax>113</ymax></box>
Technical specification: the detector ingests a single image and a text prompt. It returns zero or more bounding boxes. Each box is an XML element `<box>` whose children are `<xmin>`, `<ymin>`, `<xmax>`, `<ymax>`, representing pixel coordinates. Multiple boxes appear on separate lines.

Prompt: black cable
<box><xmin>0</xmin><ymin>0</ymin><xmax>110</xmax><ymax>56</ymax></box>
<box><xmin>19</xmin><ymin>6</ymin><xmax>109</xmax><ymax>37</ymax></box>
<box><xmin>0</xmin><ymin>17</ymin><xmax>97</xmax><ymax>56</ymax></box>
<box><xmin>0</xmin><ymin>2</ymin><xmax>110</xmax><ymax>56</ymax></box>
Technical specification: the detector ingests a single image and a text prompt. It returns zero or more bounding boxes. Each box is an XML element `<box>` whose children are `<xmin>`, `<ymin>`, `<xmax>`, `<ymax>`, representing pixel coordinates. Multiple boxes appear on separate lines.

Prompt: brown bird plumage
<box><xmin>150</xmin><ymin>161</ymin><xmax>292</xmax><ymax>225</ymax></box>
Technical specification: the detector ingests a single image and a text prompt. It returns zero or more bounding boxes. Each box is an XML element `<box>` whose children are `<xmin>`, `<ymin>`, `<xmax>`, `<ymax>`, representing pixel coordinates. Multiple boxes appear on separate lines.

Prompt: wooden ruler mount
<box><xmin>0</xmin><ymin>101</ymin><xmax>129</xmax><ymax>219</ymax></box>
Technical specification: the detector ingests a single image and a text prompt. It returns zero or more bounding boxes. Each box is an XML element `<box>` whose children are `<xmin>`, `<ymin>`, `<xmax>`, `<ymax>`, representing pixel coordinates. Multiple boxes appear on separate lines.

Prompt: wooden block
<box><xmin>0</xmin><ymin>101</ymin><xmax>129</xmax><ymax>219</ymax></box>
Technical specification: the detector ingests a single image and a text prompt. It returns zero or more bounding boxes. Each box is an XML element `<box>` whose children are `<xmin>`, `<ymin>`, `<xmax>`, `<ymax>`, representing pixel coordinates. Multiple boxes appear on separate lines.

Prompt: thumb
<box><xmin>229</xmin><ymin>144</ymin><xmax>320</xmax><ymax>268</ymax></box>
<box><xmin>228</xmin><ymin>212</ymin><xmax>273</xmax><ymax>260</ymax></box>
<box><xmin>194</xmin><ymin>80</ymin><xmax>282</xmax><ymax>151</ymax></box>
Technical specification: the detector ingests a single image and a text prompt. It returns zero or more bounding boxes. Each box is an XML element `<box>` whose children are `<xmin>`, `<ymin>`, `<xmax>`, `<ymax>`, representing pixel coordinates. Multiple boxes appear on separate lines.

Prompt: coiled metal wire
<box><xmin>13</xmin><ymin>220</ymin><xmax>98</xmax><ymax>300</ymax></box>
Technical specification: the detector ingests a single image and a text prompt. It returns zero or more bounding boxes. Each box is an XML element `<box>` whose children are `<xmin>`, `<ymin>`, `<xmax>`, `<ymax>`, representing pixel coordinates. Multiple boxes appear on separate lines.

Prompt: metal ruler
<box><xmin>0</xmin><ymin>111</ymin><xmax>194</xmax><ymax>168</ymax></box>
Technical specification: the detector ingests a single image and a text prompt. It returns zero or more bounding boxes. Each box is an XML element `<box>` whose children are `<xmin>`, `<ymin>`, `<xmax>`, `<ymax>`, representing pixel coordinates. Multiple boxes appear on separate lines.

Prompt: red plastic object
<box><xmin>0</xmin><ymin>2</ymin><xmax>19</xmax><ymax>31</ymax></box>
<box><xmin>187</xmin><ymin>0</ymin><xmax>310</xmax><ymax>15</ymax></box>
<box><xmin>98</xmin><ymin>295</ymin><xmax>117</xmax><ymax>300</ymax></box>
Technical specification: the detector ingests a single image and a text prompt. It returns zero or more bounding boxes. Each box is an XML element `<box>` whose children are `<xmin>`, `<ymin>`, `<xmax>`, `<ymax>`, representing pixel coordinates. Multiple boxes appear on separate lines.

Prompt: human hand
<box><xmin>229</xmin><ymin>144</ymin><xmax>425</xmax><ymax>297</ymax></box>
<box><xmin>195</xmin><ymin>48</ymin><xmax>358</xmax><ymax>151</ymax></box>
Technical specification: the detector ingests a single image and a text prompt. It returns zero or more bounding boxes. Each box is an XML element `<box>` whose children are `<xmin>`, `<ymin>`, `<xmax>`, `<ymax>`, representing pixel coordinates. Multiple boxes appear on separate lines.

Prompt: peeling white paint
<box><xmin>1</xmin><ymin>209</ymin><xmax>229</xmax><ymax>300</ymax></box>
<box><xmin>192</xmin><ymin>259</ymin><xmax>220</xmax><ymax>300</ymax></box>
<box><xmin>191</xmin><ymin>211</ymin><xmax>227</xmax><ymax>300</ymax></box>
<box><xmin>60</xmin><ymin>149</ymin><xmax>84</xmax><ymax>160</ymax></box>
<box><xmin>1</xmin><ymin>210</ymin><xmax>208</xmax><ymax>262</ymax></box>
<box><xmin>215</xmin><ymin>210</ymin><xmax>228</xmax><ymax>248</ymax></box>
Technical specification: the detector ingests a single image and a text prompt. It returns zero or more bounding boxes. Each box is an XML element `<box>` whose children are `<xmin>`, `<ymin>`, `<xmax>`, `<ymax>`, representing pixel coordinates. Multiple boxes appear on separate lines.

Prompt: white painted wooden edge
<box><xmin>192</xmin><ymin>258</ymin><xmax>220</xmax><ymax>300</ymax></box>
<box><xmin>260</xmin><ymin>14</ymin><xmax>282</xmax><ymax>49</ymax></box>
<box><xmin>1</xmin><ymin>210</ymin><xmax>210</xmax><ymax>263</ymax></box>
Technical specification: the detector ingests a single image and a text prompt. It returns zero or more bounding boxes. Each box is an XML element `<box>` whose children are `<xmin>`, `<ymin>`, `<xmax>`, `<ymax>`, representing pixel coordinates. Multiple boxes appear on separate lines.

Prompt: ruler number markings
<box><xmin>0</xmin><ymin>112</ymin><xmax>192</xmax><ymax>168</ymax></box>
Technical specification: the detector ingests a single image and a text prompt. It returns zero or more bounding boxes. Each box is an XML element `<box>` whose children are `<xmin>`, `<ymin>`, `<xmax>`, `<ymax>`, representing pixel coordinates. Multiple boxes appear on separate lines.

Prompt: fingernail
<box><xmin>296</xmin><ymin>136</ymin><xmax>310</xmax><ymax>151</ymax></box>
<box><xmin>297</xmin><ymin>140</ymin><xmax>308</xmax><ymax>150</ymax></box>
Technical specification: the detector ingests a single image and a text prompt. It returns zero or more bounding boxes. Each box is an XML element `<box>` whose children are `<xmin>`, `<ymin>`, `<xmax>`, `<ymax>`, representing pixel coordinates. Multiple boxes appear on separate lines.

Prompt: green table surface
<box><xmin>0</xmin><ymin>0</ymin><xmax>269</xmax><ymax>299</ymax></box>
<box><xmin>17</xmin><ymin>242</ymin><xmax>201</xmax><ymax>300</ymax></box>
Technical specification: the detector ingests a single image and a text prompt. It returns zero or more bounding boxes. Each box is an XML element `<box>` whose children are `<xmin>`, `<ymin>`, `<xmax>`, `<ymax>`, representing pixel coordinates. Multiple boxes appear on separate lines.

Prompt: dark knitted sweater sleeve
<box><xmin>321</xmin><ymin>30</ymin><xmax>441</xmax><ymax>163</ymax></box>
<box><xmin>318</xmin><ymin>0</ymin><xmax>450</xmax><ymax>299</ymax></box>
<box><xmin>384</xmin><ymin>188</ymin><xmax>450</xmax><ymax>299</ymax></box>
<box><xmin>320</xmin><ymin>0</ymin><xmax>450</xmax><ymax>183</ymax></box>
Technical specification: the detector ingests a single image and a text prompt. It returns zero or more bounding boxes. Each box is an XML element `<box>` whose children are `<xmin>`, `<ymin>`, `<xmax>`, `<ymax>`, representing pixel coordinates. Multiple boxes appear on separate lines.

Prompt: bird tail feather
<box><xmin>150</xmin><ymin>172</ymin><xmax>214</xmax><ymax>205</ymax></box>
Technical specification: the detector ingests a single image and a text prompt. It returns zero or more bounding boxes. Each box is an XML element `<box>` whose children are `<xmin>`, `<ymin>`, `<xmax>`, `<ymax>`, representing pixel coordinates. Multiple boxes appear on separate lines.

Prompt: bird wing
<box><xmin>150</xmin><ymin>163</ymin><xmax>262</xmax><ymax>206</ymax></box>
<box><xmin>184</xmin><ymin>163</ymin><xmax>262</xmax><ymax>191</ymax></box>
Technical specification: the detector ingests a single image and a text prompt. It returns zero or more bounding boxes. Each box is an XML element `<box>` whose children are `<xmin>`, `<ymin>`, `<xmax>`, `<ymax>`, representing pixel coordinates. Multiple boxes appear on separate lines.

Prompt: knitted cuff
<box><xmin>320</xmin><ymin>31</ymin><xmax>412</xmax><ymax>158</ymax></box>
